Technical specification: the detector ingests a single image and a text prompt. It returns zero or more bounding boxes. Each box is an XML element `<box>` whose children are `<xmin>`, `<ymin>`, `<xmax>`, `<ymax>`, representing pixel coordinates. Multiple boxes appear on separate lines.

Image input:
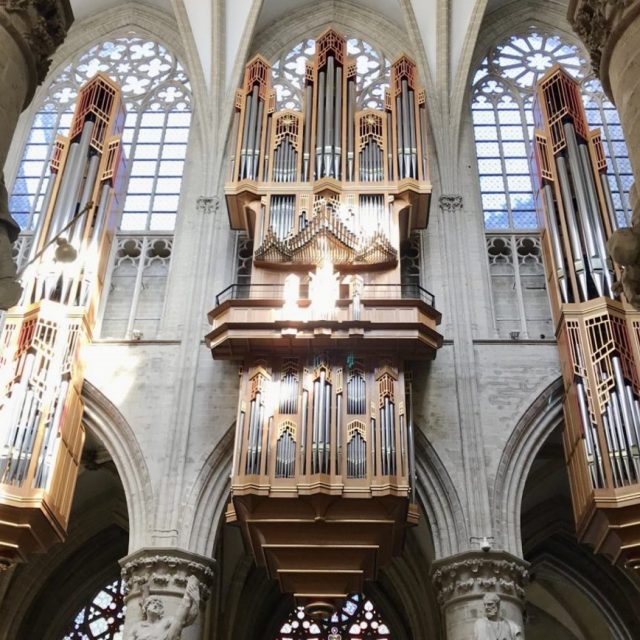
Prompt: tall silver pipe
<box><xmin>246</xmin><ymin>86</ymin><xmax>262</xmax><ymax>180</ymax></box>
<box><xmin>556</xmin><ymin>156</ymin><xmax>589</xmax><ymax>300</ymax></box>
<box><xmin>312</xmin><ymin>379</ymin><xmax>320</xmax><ymax>471</ymax></box>
<box><xmin>543</xmin><ymin>184</ymin><xmax>570</xmax><ymax>303</ymax></box>
<box><xmin>347</xmin><ymin>78</ymin><xmax>355</xmax><ymax>180</ymax></box>
<box><xmin>420</xmin><ymin>105</ymin><xmax>428</xmax><ymax>178</ymax></box>
<box><xmin>27</xmin><ymin>173</ymin><xmax>57</xmax><ymax>264</ymax></box>
<box><xmin>563</xmin><ymin>123</ymin><xmax>604</xmax><ymax>296</ymax></box>
<box><xmin>612</xmin><ymin>356</ymin><xmax>638</xmax><ymax>450</ymax></box>
<box><xmin>301</xmin><ymin>388</ymin><xmax>308</xmax><ymax>474</ymax></box>
<box><xmin>408</xmin><ymin>380</ymin><xmax>415</xmax><ymax>501</ymax></box>
<box><xmin>46</xmin><ymin>142</ymin><xmax>79</xmax><ymax>239</ymax></box>
<box><xmin>401</xmin><ymin>80</ymin><xmax>411</xmax><ymax>178</ymax></box>
<box><xmin>387</xmin><ymin>111</ymin><xmax>394</xmax><ymax>181</ymax></box>
<box><xmin>324</xmin><ymin>381</ymin><xmax>331</xmax><ymax>473</ymax></box>
<box><xmin>324</xmin><ymin>56</ymin><xmax>335</xmax><ymax>177</ymax></box>
<box><xmin>336</xmin><ymin>393</ymin><xmax>342</xmax><ymax>474</ymax></box>
<box><xmin>263</xmin><ymin>114</ymin><xmax>272</xmax><ymax>180</ymax></box>
<box><xmin>70</xmin><ymin>152</ymin><xmax>100</xmax><ymax>250</ymax></box>
<box><xmin>239</xmin><ymin>91</ymin><xmax>254</xmax><ymax>179</ymax></box>
<box><xmin>254</xmin><ymin>99</ymin><xmax>264</xmax><ymax>180</ymax></box>
<box><xmin>578</xmin><ymin>142</ymin><xmax>613</xmax><ymax>296</ymax></box>
<box><xmin>51</xmin><ymin>119</ymin><xmax>96</xmax><ymax>238</ymax></box>
<box><xmin>303</xmin><ymin>83</ymin><xmax>313</xmax><ymax>181</ymax></box>
<box><xmin>602</xmin><ymin>411</ymin><xmax>622</xmax><ymax>486</ymax></box>
<box><xmin>371</xmin><ymin>417</ymin><xmax>376</xmax><ymax>476</ymax></box>
<box><xmin>316</xmin><ymin>70</ymin><xmax>326</xmax><ymax>178</ymax></box>
<box><xmin>576</xmin><ymin>380</ymin><xmax>603</xmax><ymax>487</ymax></box>
<box><xmin>610</xmin><ymin>391</ymin><xmax>633</xmax><ymax>481</ymax></box>
<box><xmin>408</xmin><ymin>89</ymin><xmax>417</xmax><ymax>178</ymax></box>
<box><xmin>334</xmin><ymin>65</ymin><xmax>342</xmax><ymax>179</ymax></box>
<box><xmin>380</xmin><ymin>401</ymin><xmax>387</xmax><ymax>475</ymax></box>
<box><xmin>395</xmin><ymin>94</ymin><xmax>404</xmax><ymax>179</ymax></box>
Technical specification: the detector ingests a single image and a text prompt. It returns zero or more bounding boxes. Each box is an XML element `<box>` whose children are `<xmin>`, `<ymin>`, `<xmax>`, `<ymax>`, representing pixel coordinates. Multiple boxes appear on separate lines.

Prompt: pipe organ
<box><xmin>209</xmin><ymin>29</ymin><xmax>442</xmax><ymax>610</ymax></box>
<box><xmin>0</xmin><ymin>74</ymin><xmax>125</xmax><ymax>566</ymax></box>
<box><xmin>531</xmin><ymin>66</ymin><xmax>640</xmax><ymax>568</ymax></box>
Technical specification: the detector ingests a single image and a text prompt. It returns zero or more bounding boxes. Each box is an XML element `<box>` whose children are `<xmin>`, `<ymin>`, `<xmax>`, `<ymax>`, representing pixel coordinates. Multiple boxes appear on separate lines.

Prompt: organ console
<box><xmin>530</xmin><ymin>66</ymin><xmax>640</xmax><ymax>568</ymax></box>
<box><xmin>0</xmin><ymin>74</ymin><xmax>125</xmax><ymax>566</ymax></box>
<box><xmin>208</xmin><ymin>29</ymin><xmax>442</xmax><ymax>611</ymax></box>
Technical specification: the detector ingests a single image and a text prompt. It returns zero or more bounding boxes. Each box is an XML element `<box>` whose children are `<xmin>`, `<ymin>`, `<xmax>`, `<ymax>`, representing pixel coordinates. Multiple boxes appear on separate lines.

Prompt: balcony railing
<box><xmin>215</xmin><ymin>282</ymin><xmax>436</xmax><ymax>308</ymax></box>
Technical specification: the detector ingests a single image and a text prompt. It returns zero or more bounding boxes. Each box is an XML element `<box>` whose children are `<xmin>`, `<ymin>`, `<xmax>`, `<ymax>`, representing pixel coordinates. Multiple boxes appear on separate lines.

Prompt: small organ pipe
<box><xmin>602</xmin><ymin>411</ymin><xmax>622</xmax><ymax>486</ymax></box>
<box><xmin>576</xmin><ymin>380</ymin><xmax>603</xmax><ymax>487</ymax></box>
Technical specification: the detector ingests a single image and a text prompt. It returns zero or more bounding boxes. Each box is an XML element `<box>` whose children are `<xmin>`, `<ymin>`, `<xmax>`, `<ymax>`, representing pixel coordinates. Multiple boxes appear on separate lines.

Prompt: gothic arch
<box><xmin>181</xmin><ymin>423</ymin><xmax>234</xmax><ymax>555</ymax></box>
<box><xmin>414</xmin><ymin>428</ymin><xmax>468</xmax><ymax>559</ymax></box>
<box><xmin>82</xmin><ymin>380</ymin><xmax>154</xmax><ymax>550</ymax></box>
<box><xmin>5</xmin><ymin>3</ymin><xmax>205</xmax><ymax>190</ymax></box>
<box><xmin>493</xmin><ymin>377</ymin><xmax>564</xmax><ymax>556</ymax></box>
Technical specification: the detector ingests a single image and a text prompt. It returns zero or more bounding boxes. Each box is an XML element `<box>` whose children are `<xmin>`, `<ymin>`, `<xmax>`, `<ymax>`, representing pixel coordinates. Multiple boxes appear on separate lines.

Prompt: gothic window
<box><xmin>10</xmin><ymin>36</ymin><xmax>192</xmax><ymax>233</ymax></box>
<box><xmin>276</xmin><ymin>594</ymin><xmax>391</xmax><ymax>639</ymax></box>
<box><xmin>62</xmin><ymin>576</ymin><xmax>125</xmax><ymax>639</ymax></box>
<box><xmin>471</xmin><ymin>29</ymin><xmax>632</xmax><ymax>338</ymax></box>
<box><xmin>271</xmin><ymin>38</ymin><xmax>390</xmax><ymax>111</ymax></box>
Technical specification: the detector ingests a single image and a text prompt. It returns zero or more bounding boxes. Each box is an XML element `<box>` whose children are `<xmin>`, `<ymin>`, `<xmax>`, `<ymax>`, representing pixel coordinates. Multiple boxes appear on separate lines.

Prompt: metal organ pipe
<box><xmin>324</xmin><ymin>55</ymin><xmax>335</xmax><ymax>178</ymax></box>
<box><xmin>556</xmin><ymin>155</ymin><xmax>589</xmax><ymax>301</ymax></box>
<box><xmin>401</xmin><ymin>79</ymin><xmax>411</xmax><ymax>179</ymax></box>
<box><xmin>240</xmin><ymin>88</ymin><xmax>254</xmax><ymax>179</ymax></box>
<box><xmin>316</xmin><ymin>69</ymin><xmax>326</xmax><ymax>178</ymax></box>
<box><xmin>303</xmin><ymin>83</ymin><xmax>313</xmax><ymax>181</ymax></box>
<box><xmin>347</xmin><ymin>77</ymin><xmax>355</xmax><ymax>181</ymax></box>
<box><xmin>301</xmin><ymin>388</ymin><xmax>308</xmax><ymax>474</ymax></box>
<box><xmin>246</xmin><ymin>88</ymin><xmax>260</xmax><ymax>180</ymax></box>
<box><xmin>600</xmin><ymin>174</ymin><xmax>619</xmax><ymax>232</ymax></box>
<box><xmin>542</xmin><ymin>184</ymin><xmax>570</xmax><ymax>303</ymax></box>
<box><xmin>395</xmin><ymin>93</ymin><xmax>404</xmax><ymax>180</ymax></box>
<box><xmin>408</xmin><ymin>88</ymin><xmax>417</xmax><ymax>178</ymax></box>
<box><xmin>334</xmin><ymin>65</ymin><xmax>342</xmax><ymax>179</ymax></box>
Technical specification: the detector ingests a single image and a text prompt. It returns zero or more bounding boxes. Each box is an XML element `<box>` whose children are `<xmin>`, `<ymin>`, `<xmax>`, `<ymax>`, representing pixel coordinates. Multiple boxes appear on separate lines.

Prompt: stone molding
<box><xmin>438</xmin><ymin>194</ymin><xmax>463</xmax><ymax>213</ymax></box>
<box><xmin>120</xmin><ymin>547</ymin><xmax>216</xmax><ymax>603</ymax></box>
<box><xmin>0</xmin><ymin>0</ymin><xmax>73</xmax><ymax>101</ymax></box>
<box><xmin>431</xmin><ymin>551</ymin><xmax>529</xmax><ymax>608</ymax></box>
<box><xmin>568</xmin><ymin>0</ymin><xmax>640</xmax><ymax>92</ymax></box>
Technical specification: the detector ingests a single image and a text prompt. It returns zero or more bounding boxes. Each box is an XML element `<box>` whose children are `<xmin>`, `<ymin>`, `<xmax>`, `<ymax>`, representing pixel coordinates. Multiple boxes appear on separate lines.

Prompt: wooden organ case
<box><xmin>0</xmin><ymin>74</ymin><xmax>126</xmax><ymax>566</ymax></box>
<box><xmin>531</xmin><ymin>66</ymin><xmax>640</xmax><ymax>568</ymax></box>
<box><xmin>208</xmin><ymin>30</ymin><xmax>443</xmax><ymax>609</ymax></box>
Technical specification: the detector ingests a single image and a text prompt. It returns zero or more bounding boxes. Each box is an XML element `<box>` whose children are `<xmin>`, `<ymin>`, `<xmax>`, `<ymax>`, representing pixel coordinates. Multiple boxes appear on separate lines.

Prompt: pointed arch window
<box><xmin>10</xmin><ymin>36</ymin><xmax>192</xmax><ymax>234</ymax></box>
<box><xmin>62</xmin><ymin>576</ymin><xmax>125</xmax><ymax>639</ymax></box>
<box><xmin>276</xmin><ymin>594</ymin><xmax>391</xmax><ymax>639</ymax></box>
<box><xmin>471</xmin><ymin>29</ymin><xmax>632</xmax><ymax>338</ymax></box>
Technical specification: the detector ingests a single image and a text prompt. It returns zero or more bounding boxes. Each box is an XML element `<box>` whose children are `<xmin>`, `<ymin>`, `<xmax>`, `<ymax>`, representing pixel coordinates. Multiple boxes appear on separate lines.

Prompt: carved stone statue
<box><xmin>0</xmin><ymin>176</ymin><xmax>22</xmax><ymax>310</ymax></box>
<box><xmin>608</xmin><ymin>191</ymin><xmax>640</xmax><ymax>310</ymax></box>
<box><xmin>130</xmin><ymin>575</ymin><xmax>200</xmax><ymax>640</ymax></box>
<box><xmin>473</xmin><ymin>593</ymin><xmax>522</xmax><ymax>640</ymax></box>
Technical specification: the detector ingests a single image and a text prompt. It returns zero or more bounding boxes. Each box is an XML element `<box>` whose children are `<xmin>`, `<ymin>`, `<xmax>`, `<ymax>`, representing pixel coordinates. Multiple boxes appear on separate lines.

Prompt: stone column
<box><xmin>120</xmin><ymin>547</ymin><xmax>216</xmax><ymax>640</ymax></box>
<box><xmin>0</xmin><ymin>0</ymin><xmax>73</xmax><ymax>310</ymax></box>
<box><xmin>432</xmin><ymin>551</ymin><xmax>529</xmax><ymax>640</ymax></box>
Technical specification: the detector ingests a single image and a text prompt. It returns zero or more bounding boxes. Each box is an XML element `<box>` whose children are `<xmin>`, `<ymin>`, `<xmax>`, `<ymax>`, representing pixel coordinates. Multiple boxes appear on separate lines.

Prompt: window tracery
<box><xmin>10</xmin><ymin>36</ymin><xmax>191</xmax><ymax>233</ymax></box>
<box><xmin>472</xmin><ymin>29</ymin><xmax>632</xmax><ymax>338</ymax></box>
<box><xmin>277</xmin><ymin>594</ymin><xmax>391</xmax><ymax>640</ymax></box>
<box><xmin>271</xmin><ymin>38</ymin><xmax>390</xmax><ymax>111</ymax></box>
<box><xmin>62</xmin><ymin>576</ymin><xmax>125</xmax><ymax>639</ymax></box>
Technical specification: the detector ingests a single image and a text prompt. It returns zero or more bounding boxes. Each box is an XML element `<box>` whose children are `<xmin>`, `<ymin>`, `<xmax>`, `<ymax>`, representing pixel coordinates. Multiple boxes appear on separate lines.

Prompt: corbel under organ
<box><xmin>208</xmin><ymin>29</ymin><xmax>442</xmax><ymax>610</ymax></box>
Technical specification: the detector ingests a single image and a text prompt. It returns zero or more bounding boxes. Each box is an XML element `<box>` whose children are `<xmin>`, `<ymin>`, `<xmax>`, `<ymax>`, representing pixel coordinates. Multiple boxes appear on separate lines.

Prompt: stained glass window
<box><xmin>62</xmin><ymin>577</ymin><xmax>125</xmax><ymax>639</ymax></box>
<box><xmin>276</xmin><ymin>594</ymin><xmax>391</xmax><ymax>640</ymax></box>
<box><xmin>271</xmin><ymin>38</ymin><xmax>390</xmax><ymax>111</ymax></box>
<box><xmin>472</xmin><ymin>29</ymin><xmax>632</xmax><ymax>231</ymax></box>
<box><xmin>10</xmin><ymin>36</ymin><xmax>191</xmax><ymax>232</ymax></box>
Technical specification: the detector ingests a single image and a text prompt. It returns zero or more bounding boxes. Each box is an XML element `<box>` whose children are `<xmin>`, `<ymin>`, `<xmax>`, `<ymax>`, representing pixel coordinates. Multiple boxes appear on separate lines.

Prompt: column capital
<box><xmin>120</xmin><ymin>547</ymin><xmax>216</xmax><ymax>602</ymax></box>
<box><xmin>197</xmin><ymin>195</ymin><xmax>219</xmax><ymax>216</ymax></box>
<box><xmin>438</xmin><ymin>194</ymin><xmax>463</xmax><ymax>213</ymax></box>
<box><xmin>568</xmin><ymin>0</ymin><xmax>640</xmax><ymax>92</ymax></box>
<box><xmin>0</xmin><ymin>0</ymin><xmax>74</xmax><ymax>104</ymax></box>
<box><xmin>431</xmin><ymin>550</ymin><xmax>529</xmax><ymax>609</ymax></box>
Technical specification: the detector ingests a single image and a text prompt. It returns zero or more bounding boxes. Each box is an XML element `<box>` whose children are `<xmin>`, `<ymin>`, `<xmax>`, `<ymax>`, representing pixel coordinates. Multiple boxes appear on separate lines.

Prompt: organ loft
<box><xmin>207</xmin><ymin>29</ymin><xmax>442</xmax><ymax>612</ymax></box>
